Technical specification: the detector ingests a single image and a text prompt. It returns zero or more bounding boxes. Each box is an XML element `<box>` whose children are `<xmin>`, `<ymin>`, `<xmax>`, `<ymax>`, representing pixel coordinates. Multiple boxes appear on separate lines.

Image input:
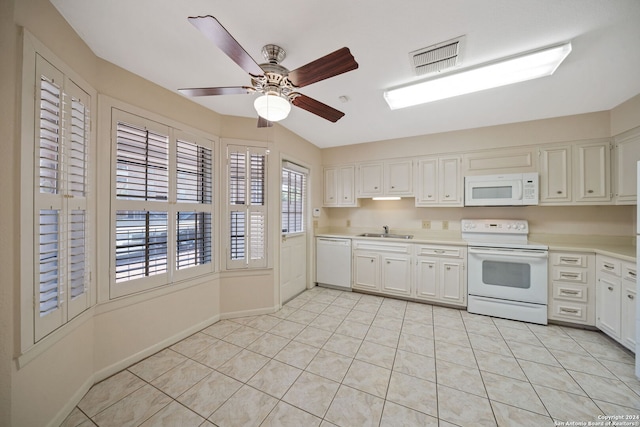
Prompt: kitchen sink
<box><xmin>357</xmin><ymin>233</ymin><xmax>414</xmax><ymax>239</ymax></box>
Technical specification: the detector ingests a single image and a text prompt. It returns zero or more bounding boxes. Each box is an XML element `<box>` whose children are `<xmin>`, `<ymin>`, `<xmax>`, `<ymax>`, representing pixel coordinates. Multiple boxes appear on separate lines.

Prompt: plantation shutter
<box><xmin>34</xmin><ymin>55</ymin><xmax>91</xmax><ymax>341</ymax></box>
<box><xmin>175</xmin><ymin>136</ymin><xmax>213</xmax><ymax>272</ymax></box>
<box><xmin>227</xmin><ymin>145</ymin><xmax>268</xmax><ymax>269</ymax></box>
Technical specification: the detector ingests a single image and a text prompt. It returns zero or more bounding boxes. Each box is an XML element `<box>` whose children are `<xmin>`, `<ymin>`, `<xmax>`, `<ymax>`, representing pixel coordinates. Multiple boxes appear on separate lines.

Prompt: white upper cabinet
<box><xmin>539</xmin><ymin>145</ymin><xmax>572</xmax><ymax>204</ymax></box>
<box><xmin>385</xmin><ymin>159</ymin><xmax>413</xmax><ymax>195</ymax></box>
<box><xmin>415</xmin><ymin>155</ymin><xmax>462</xmax><ymax>206</ymax></box>
<box><xmin>358</xmin><ymin>162</ymin><xmax>384</xmax><ymax>197</ymax></box>
<box><xmin>323</xmin><ymin>165</ymin><xmax>358</xmax><ymax>207</ymax></box>
<box><xmin>358</xmin><ymin>159</ymin><xmax>413</xmax><ymax>197</ymax></box>
<box><xmin>574</xmin><ymin>140</ymin><xmax>611</xmax><ymax>203</ymax></box>
<box><xmin>613</xmin><ymin>126</ymin><xmax>640</xmax><ymax>204</ymax></box>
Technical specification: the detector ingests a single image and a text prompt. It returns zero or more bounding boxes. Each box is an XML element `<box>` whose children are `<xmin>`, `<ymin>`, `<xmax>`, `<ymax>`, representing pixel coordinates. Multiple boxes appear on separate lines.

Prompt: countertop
<box><xmin>315</xmin><ymin>230</ymin><xmax>636</xmax><ymax>262</ymax></box>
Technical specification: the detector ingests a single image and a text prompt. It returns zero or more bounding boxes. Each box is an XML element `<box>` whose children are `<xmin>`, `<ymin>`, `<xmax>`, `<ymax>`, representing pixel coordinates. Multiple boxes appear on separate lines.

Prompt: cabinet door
<box><xmin>359</xmin><ymin>163</ymin><xmax>384</xmax><ymax>197</ymax></box>
<box><xmin>381</xmin><ymin>255</ymin><xmax>412</xmax><ymax>296</ymax></box>
<box><xmin>416</xmin><ymin>258</ymin><xmax>438</xmax><ymax>300</ymax></box>
<box><xmin>614</xmin><ymin>129</ymin><xmax>640</xmax><ymax>204</ymax></box>
<box><xmin>596</xmin><ymin>273</ymin><xmax>621</xmax><ymax>339</ymax></box>
<box><xmin>540</xmin><ymin>146</ymin><xmax>571</xmax><ymax>203</ymax></box>
<box><xmin>415</xmin><ymin>158</ymin><xmax>438</xmax><ymax>205</ymax></box>
<box><xmin>574</xmin><ymin>141</ymin><xmax>611</xmax><ymax>203</ymax></box>
<box><xmin>338</xmin><ymin>165</ymin><xmax>356</xmax><ymax>206</ymax></box>
<box><xmin>440</xmin><ymin>260</ymin><xmax>465</xmax><ymax>305</ymax></box>
<box><xmin>353</xmin><ymin>252</ymin><xmax>379</xmax><ymax>291</ymax></box>
<box><xmin>439</xmin><ymin>156</ymin><xmax>462</xmax><ymax>205</ymax></box>
<box><xmin>385</xmin><ymin>160</ymin><xmax>413</xmax><ymax>195</ymax></box>
<box><xmin>323</xmin><ymin>167</ymin><xmax>338</xmax><ymax>206</ymax></box>
<box><xmin>621</xmin><ymin>283</ymin><xmax>636</xmax><ymax>351</ymax></box>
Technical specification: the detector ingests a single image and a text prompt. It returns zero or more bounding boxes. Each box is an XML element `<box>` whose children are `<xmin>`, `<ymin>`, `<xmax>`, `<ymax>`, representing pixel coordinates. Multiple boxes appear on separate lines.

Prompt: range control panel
<box><xmin>461</xmin><ymin>219</ymin><xmax>529</xmax><ymax>235</ymax></box>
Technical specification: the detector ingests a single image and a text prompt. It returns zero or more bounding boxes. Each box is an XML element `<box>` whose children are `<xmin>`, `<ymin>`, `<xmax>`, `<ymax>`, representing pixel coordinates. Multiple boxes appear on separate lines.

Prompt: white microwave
<box><xmin>464</xmin><ymin>173</ymin><xmax>539</xmax><ymax>206</ymax></box>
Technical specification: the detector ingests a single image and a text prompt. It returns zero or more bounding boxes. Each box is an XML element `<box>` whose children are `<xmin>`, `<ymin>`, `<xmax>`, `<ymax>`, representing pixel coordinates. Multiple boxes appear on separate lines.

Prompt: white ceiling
<box><xmin>51</xmin><ymin>0</ymin><xmax>640</xmax><ymax>148</ymax></box>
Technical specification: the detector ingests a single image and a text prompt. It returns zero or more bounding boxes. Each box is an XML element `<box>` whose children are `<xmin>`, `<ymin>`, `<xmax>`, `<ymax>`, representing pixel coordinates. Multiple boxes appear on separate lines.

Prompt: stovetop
<box><xmin>461</xmin><ymin>219</ymin><xmax>548</xmax><ymax>250</ymax></box>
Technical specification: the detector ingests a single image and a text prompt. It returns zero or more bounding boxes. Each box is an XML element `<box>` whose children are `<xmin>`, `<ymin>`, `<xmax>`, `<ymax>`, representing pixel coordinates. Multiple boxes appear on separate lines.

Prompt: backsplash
<box><xmin>321</xmin><ymin>198</ymin><xmax>635</xmax><ymax>237</ymax></box>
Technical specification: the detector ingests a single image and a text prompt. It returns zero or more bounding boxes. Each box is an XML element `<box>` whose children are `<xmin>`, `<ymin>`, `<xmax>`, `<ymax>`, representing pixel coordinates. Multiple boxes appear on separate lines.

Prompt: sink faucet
<box><xmin>383</xmin><ymin>225</ymin><xmax>389</xmax><ymax>235</ymax></box>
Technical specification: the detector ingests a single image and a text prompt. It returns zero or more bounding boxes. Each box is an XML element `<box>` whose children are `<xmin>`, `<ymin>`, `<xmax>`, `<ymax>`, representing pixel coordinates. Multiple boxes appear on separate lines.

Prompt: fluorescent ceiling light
<box><xmin>384</xmin><ymin>42</ymin><xmax>572</xmax><ymax>109</ymax></box>
<box><xmin>372</xmin><ymin>196</ymin><xmax>401</xmax><ymax>201</ymax></box>
<box><xmin>254</xmin><ymin>93</ymin><xmax>291</xmax><ymax>121</ymax></box>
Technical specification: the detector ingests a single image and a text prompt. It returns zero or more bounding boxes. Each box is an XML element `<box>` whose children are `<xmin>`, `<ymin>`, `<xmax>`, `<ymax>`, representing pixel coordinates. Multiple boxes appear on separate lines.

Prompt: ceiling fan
<box><xmin>179</xmin><ymin>16</ymin><xmax>359</xmax><ymax>127</ymax></box>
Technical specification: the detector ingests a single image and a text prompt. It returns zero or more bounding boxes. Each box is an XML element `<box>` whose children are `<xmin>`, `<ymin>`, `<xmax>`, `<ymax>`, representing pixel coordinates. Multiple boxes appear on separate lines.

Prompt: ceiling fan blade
<box><xmin>257</xmin><ymin>116</ymin><xmax>273</xmax><ymax>128</ymax></box>
<box><xmin>292</xmin><ymin>94</ymin><xmax>345</xmax><ymax>122</ymax></box>
<box><xmin>188</xmin><ymin>15</ymin><xmax>264</xmax><ymax>77</ymax></box>
<box><xmin>178</xmin><ymin>86</ymin><xmax>253</xmax><ymax>96</ymax></box>
<box><xmin>287</xmin><ymin>47</ymin><xmax>359</xmax><ymax>88</ymax></box>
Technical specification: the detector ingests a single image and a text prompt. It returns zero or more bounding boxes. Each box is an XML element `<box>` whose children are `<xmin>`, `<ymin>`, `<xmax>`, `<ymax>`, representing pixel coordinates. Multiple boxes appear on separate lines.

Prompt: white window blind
<box><xmin>227</xmin><ymin>145</ymin><xmax>268</xmax><ymax>269</ymax></box>
<box><xmin>281</xmin><ymin>162</ymin><xmax>307</xmax><ymax>234</ymax></box>
<box><xmin>33</xmin><ymin>55</ymin><xmax>91</xmax><ymax>341</ymax></box>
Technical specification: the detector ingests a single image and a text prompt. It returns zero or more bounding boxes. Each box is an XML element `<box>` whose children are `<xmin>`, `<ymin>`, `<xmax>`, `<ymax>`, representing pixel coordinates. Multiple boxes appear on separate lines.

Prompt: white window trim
<box><xmin>19</xmin><ymin>30</ymin><xmax>98</xmax><ymax>352</ymax></box>
<box><xmin>105</xmin><ymin>103</ymin><xmax>219</xmax><ymax>300</ymax></box>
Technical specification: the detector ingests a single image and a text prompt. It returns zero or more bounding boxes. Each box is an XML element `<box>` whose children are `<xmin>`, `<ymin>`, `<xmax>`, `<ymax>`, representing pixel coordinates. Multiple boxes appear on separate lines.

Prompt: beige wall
<box><xmin>611</xmin><ymin>93</ymin><xmax>640</xmax><ymax>136</ymax></box>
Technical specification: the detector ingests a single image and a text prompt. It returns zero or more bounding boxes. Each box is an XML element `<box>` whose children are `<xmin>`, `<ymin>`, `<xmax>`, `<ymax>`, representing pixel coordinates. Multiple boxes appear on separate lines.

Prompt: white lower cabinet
<box><xmin>353</xmin><ymin>252</ymin><xmax>380</xmax><ymax>292</ymax></box>
<box><xmin>547</xmin><ymin>251</ymin><xmax>595</xmax><ymax>325</ymax></box>
<box><xmin>415</xmin><ymin>245</ymin><xmax>466</xmax><ymax>306</ymax></box>
<box><xmin>596</xmin><ymin>255</ymin><xmax>636</xmax><ymax>351</ymax></box>
<box><xmin>352</xmin><ymin>240</ymin><xmax>466</xmax><ymax>305</ymax></box>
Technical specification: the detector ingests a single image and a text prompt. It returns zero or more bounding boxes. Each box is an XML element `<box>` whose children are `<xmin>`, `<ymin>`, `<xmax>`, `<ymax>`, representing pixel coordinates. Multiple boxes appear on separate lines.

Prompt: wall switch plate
<box><xmin>312</xmin><ymin>208</ymin><xmax>321</xmax><ymax>217</ymax></box>
<box><xmin>422</xmin><ymin>220</ymin><xmax>431</xmax><ymax>229</ymax></box>
<box><xmin>442</xmin><ymin>220</ymin><xmax>449</xmax><ymax>230</ymax></box>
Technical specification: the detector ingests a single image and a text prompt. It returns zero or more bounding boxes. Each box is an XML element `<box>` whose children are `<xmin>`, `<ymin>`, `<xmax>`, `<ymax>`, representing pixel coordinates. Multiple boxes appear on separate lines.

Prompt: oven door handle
<box><xmin>469</xmin><ymin>248</ymin><xmax>548</xmax><ymax>258</ymax></box>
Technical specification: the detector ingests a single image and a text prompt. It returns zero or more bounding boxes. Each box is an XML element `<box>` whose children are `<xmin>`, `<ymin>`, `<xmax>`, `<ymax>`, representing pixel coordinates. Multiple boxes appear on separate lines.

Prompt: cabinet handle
<box><xmin>628</xmin><ymin>294</ymin><xmax>635</xmax><ymax>300</ymax></box>
<box><xmin>386</xmin><ymin>261</ymin><xmax>391</xmax><ymax>264</ymax></box>
<box><xmin>557</xmin><ymin>190</ymin><xmax>563</xmax><ymax>194</ymax></box>
<box><xmin>560</xmin><ymin>308</ymin><xmax>579</xmax><ymax>314</ymax></box>
<box><xmin>560</xmin><ymin>273</ymin><xmax>580</xmax><ymax>279</ymax></box>
<box><xmin>391</xmin><ymin>186</ymin><xmax>395</xmax><ymax>189</ymax></box>
<box><xmin>629</xmin><ymin>271</ymin><xmax>637</xmax><ymax>278</ymax></box>
<box><xmin>370</xmin><ymin>259</ymin><xmax>374</xmax><ymax>263</ymax></box>
<box><xmin>446</xmin><ymin>266</ymin><xmax>451</xmax><ymax>270</ymax></box>
<box><xmin>559</xmin><ymin>257</ymin><xmax>579</xmax><ymax>264</ymax></box>
<box><xmin>427</xmin><ymin>194</ymin><xmax>433</xmax><ymax>198</ymax></box>
<box><xmin>561</xmin><ymin>289</ymin><xmax>580</xmax><ymax>295</ymax></box>
<box><xmin>445</xmin><ymin>194</ymin><xmax>450</xmax><ymax>198</ymax></box>
<box><xmin>374</xmin><ymin>186</ymin><xmax>378</xmax><ymax>189</ymax></box>
<box><xmin>603</xmin><ymin>264</ymin><xmax>614</xmax><ymax>270</ymax></box>
<box><xmin>607</xmin><ymin>286</ymin><xmax>614</xmax><ymax>291</ymax></box>
<box><xmin>434</xmin><ymin>249</ymin><xmax>446</xmax><ymax>254</ymax></box>
<box><xmin>588</xmin><ymin>189</ymin><xmax>594</xmax><ymax>193</ymax></box>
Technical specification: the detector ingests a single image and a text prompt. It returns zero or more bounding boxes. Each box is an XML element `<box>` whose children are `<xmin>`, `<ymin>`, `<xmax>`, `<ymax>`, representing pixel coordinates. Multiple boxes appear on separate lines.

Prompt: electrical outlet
<box><xmin>346</xmin><ymin>219</ymin><xmax>351</xmax><ymax>227</ymax></box>
<box><xmin>422</xmin><ymin>220</ymin><xmax>431</xmax><ymax>229</ymax></box>
<box><xmin>442</xmin><ymin>220</ymin><xmax>449</xmax><ymax>230</ymax></box>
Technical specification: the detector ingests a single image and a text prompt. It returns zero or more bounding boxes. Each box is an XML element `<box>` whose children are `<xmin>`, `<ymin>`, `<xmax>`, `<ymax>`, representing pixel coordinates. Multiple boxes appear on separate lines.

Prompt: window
<box><xmin>281</xmin><ymin>162</ymin><xmax>308</xmax><ymax>234</ymax></box>
<box><xmin>33</xmin><ymin>54</ymin><xmax>92</xmax><ymax>341</ymax></box>
<box><xmin>227</xmin><ymin>145</ymin><xmax>268</xmax><ymax>269</ymax></box>
<box><xmin>111</xmin><ymin>110</ymin><xmax>214</xmax><ymax>298</ymax></box>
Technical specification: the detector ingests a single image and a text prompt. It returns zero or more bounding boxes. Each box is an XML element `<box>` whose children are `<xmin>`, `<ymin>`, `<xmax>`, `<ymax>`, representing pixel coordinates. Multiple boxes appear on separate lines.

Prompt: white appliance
<box><xmin>465</xmin><ymin>173</ymin><xmax>539</xmax><ymax>206</ymax></box>
<box><xmin>463</xmin><ymin>219</ymin><xmax>549</xmax><ymax>324</ymax></box>
<box><xmin>316</xmin><ymin>237</ymin><xmax>352</xmax><ymax>290</ymax></box>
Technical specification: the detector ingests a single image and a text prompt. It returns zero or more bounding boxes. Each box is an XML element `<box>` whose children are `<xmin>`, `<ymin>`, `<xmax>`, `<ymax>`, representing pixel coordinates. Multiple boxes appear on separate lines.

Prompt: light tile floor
<box><xmin>62</xmin><ymin>287</ymin><xmax>640</xmax><ymax>427</ymax></box>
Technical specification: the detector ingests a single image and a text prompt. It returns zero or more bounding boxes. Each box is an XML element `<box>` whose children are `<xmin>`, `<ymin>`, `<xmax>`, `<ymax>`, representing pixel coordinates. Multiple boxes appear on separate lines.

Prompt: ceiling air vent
<box><xmin>410</xmin><ymin>36</ymin><xmax>465</xmax><ymax>76</ymax></box>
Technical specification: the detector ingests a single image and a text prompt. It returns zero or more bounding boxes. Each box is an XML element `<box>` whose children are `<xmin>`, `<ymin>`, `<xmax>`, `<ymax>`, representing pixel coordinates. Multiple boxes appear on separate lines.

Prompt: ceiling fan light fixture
<box><xmin>384</xmin><ymin>42</ymin><xmax>572</xmax><ymax>109</ymax></box>
<box><xmin>254</xmin><ymin>93</ymin><xmax>291</xmax><ymax>122</ymax></box>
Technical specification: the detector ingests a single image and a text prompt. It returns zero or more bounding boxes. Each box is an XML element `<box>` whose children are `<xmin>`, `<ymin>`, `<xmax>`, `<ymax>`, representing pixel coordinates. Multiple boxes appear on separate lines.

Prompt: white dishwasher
<box><xmin>316</xmin><ymin>237</ymin><xmax>352</xmax><ymax>290</ymax></box>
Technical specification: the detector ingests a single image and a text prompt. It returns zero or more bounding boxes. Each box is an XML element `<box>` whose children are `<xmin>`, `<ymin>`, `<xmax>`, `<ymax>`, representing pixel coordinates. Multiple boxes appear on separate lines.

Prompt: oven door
<box><xmin>467</xmin><ymin>246</ymin><xmax>548</xmax><ymax>304</ymax></box>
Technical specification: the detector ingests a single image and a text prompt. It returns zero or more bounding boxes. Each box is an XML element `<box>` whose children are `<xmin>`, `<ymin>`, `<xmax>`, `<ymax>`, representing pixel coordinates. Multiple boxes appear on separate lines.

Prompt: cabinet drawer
<box><xmin>623</xmin><ymin>264</ymin><xmax>637</xmax><ymax>283</ymax></box>
<box><xmin>416</xmin><ymin>245</ymin><xmax>463</xmax><ymax>258</ymax></box>
<box><xmin>552</xmin><ymin>282</ymin><xmax>588</xmax><ymax>302</ymax></box>
<box><xmin>598</xmin><ymin>257</ymin><xmax>621</xmax><ymax>276</ymax></box>
<box><xmin>551</xmin><ymin>253</ymin><xmax>589</xmax><ymax>267</ymax></box>
<box><xmin>549</xmin><ymin>300</ymin><xmax>589</xmax><ymax>323</ymax></box>
<box><xmin>552</xmin><ymin>268</ymin><xmax>587</xmax><ymax>284</ymax></box>
<box><xmin>352</xmin><ymin>240</ymin><xmax>412</xmax><ymax>254</ymax></box>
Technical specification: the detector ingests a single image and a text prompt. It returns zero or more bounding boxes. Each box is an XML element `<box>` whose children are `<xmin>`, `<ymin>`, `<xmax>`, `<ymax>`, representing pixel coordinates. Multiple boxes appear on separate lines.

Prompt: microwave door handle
<box><xmin>515</xmin><ymin>180</ymin><xmax>523</xmax><ymax>201</ymax></box>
